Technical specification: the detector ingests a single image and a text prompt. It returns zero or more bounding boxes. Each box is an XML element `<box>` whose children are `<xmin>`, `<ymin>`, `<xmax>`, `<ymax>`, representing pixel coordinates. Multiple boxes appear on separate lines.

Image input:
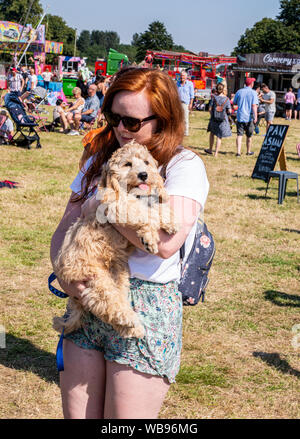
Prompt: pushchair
<box><xmin>4</xmin><ymin>91</ymin><xmax>42</xmax><ymax>149</ymax></box>
<box><xmin>23</xmin><ymin>87</ymin><xmax>50</xmax><ymax>132</ymax></box>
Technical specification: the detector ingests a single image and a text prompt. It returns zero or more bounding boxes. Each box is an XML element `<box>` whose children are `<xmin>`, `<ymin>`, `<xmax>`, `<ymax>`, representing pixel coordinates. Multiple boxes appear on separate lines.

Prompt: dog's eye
<box><xmin>125</xmin><ymin>162</ymin><xmax>132</xmax><ymax>167</ymax></box>
<box><xmin>144</xmin><ymin>160</ymin><xmax>149</xmax><ymax>165</ymax></box>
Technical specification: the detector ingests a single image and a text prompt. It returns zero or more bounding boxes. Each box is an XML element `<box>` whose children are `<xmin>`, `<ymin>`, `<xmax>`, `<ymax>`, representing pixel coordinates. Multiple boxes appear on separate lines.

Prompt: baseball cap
<box><xmin>245</xmin><ymin>77</ymin><xmax>256</xmax><ymax>86</ymax></box>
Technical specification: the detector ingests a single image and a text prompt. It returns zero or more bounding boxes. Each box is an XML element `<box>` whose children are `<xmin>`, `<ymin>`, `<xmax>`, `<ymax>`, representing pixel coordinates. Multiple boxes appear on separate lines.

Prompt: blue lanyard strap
<box><xmin>48</xmin><ymin>272</ymin><xmax>68</xmax><ymax>372</ymax></box>
<box><xmin>56</xmin><ymin>329</ymin><xmax>65</xmax><ymax>372</ymax></box>
<box><xmin>48</xmin><ymin>272</ymin><xmax>69</xmax><ymax>298</ymax></box>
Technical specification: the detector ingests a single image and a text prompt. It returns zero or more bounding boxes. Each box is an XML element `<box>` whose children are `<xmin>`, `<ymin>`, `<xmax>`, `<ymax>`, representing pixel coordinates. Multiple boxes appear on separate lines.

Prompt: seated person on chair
<box><xmin>52</xmin><ymin>99</ymin><xmax>66</xmax><ymax>130</ymax></box>
<box><xmin>68</xmin><ymin>84</ymin><xmax>99</xmax><ymax>136</ymax></box>
<box><xmin>0</xmin><ymin>109</ymin><xmax>14</xmax><ymax>143</ymax></box>
<box><xmin>62</xmin><ymin>87</ymin><xmax>85</xmax><ymax>133</ymax></box>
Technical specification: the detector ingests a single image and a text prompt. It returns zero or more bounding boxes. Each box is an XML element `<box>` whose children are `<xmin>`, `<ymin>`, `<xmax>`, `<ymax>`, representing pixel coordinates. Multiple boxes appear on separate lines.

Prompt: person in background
<box><xmin>7</xmin><ymin>67</ymin><xmax>24</xmax><ymax>93</ymax></box>
<box><xmin>233</xmin><ymin>77</ymin><xmax>258</xmax><ymax>156</ymax></box>
<box><xmin>42</xmin><ymin>67</ymin><xmax>53</xmax><ymax>90</ymax></box>
<box><xmin>208</xmin><ymin>88</ymin><xmax>217</xmax><ymax>109</ymax></box>
<box><xmin>94</xmin><ymin>76</ymin><xmax>107</xmax><ymax>107</ymax></box>
<box><xmin>0</xmin><ymin>109</ymin><xmax>14</xmax><ymax>143</ymax></box>
<box><xmin>76</xmin><ymin>71</ymin><xmax>89</xmax><ymax>99</ymax></box>
<box><xmin>253</xmin><ymin>83</ymin><xmax>263</xmax><ymax>134</ymax></box>
<box><xmin>260</xmin><ymin>83</ymin><xmax>276</xmax><ymax>131</ymax></box>
<box><xmin>294</xmin><ymin>88</ymin><xmax>300</xmax><ymax>120</ymax></box>
<box><xmin>228</xmin><ymin>92</ymin><xmax>238</xmax><ymax>127</ymax></box>
<box><xmin>68</xmin><ymin>84</ymin><xmax>99</xmax><ymax>135</ymax></box>
<box><xmin>63</xmin><ymin>87</ymin><xmax>86</xmax><ymax>133</ymax></box>
<box><xmin>205</xmin><ymin>83</ymin><xmax>232</xmax><ymax>157</ymax></box>
<box><xmin>20</xmin><ymin>66</ymin><xmax>29</xmax><ymax>94</ymax></box>
<box><xmin>254</xmin><ymin>101</ymin><xmax>266</xmax><ymax>135</ymax></box>
<box><xmin>27</xmin><ymin>66</ymin><xmax>38</xmax><ymax>91</ymax></box>
<box><xmin>52</xmin><ymin>98</ymin><xmax>65</xmax><ymax>130</ymax></box>
<box><xmin>216</xmin><ymin>74</ymin><xmax>228</xmax><ymax>96</ymax></box>
<box><xmin>283</xmin><ymin>87</ymin><xmax>295</xmax><ymax>121</ymax></box>
<box><xmin>254</xmin><ymin>84</ymin><xmax>262</xmax><ymax>100</ymax></box>
<box><xmin>177</xmin><ymin>70</ymin><xmax>194</xmax><ymax>136</ymax></box>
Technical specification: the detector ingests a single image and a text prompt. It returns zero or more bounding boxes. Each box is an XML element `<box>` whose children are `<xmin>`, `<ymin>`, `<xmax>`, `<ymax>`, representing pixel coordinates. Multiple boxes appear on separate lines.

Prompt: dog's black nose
<box><xmin>138</xmin><ymin>172</ymin><xmax>148</xmax><ymax>181</ymax></box>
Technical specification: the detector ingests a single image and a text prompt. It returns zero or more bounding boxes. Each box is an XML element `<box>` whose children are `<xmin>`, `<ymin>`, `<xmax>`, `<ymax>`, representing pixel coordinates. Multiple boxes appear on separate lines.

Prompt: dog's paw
<box><xmin>52</xmin><ymin>316</ymin><xmax>65</xmax><ymax>333</ymax></box>
<box><xmin>162</xmin><ymin>221</ymin><xmax>180</xmax><ymax>235</ymax></box>
<box><xmin>53</xmin><ymin>314</ymin><xmax>81</xmax><ymax>335</ymax></box>
<box><xmin>121</xmin><ymin>324</ymin><xmax>145</xmax><ymax>339</ymax></box>
<box><xmin>141</xmin><ymin>237</ymin><xmax>159</xmax><ymax>254</ymax></box>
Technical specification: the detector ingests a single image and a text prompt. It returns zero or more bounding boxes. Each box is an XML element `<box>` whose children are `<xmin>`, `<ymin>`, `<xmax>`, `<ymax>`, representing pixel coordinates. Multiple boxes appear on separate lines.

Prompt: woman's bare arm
<box><xmin>68</xmin><ymin>98</ymin><xmax>84</xmax><ymax>112</ymax></box>
<box><xmin>113</xmin><ymin>195</ymin><xmax>200</xmax><ymax>259</ymax></box>
<box><xmin>81</xmin><ymin>194</ymin><xmax>200</xmax><ymax>259</ymax></box>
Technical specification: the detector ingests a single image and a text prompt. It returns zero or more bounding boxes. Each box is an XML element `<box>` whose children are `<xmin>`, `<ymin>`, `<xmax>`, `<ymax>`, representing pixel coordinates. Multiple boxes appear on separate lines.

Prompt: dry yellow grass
<box><xmin>0</xmin><ymin>110</ymin><xmax>299</xmax><ymax>419</ymax></box>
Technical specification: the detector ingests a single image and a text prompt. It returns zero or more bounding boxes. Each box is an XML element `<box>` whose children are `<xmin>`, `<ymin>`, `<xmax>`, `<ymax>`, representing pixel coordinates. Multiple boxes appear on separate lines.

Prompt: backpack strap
<box><xmin>160</xmin><ymin>163</ymin><xmax>167</xmax><ymax>180</ymax></box>
<box><xmin>180</xmin><ymin>242</ymin><xmax>185</xmax><ymax>261</ymax></box>
<box><xmin>215</xmin><ymin>96</ymin><xmax>229</xmax><ymax>111</ymax></box>
<box><xmin>160</xmin><ymin>162</ymin><xmax>186</xmax><ymax>264</ymax></box>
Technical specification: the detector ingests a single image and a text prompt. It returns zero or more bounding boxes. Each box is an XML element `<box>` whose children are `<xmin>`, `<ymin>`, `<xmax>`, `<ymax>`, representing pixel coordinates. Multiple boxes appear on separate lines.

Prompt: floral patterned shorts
<box><xmin>64</xmin><ymin>278</ymin><xmax>183</xmax><ymax>383</ymax></box>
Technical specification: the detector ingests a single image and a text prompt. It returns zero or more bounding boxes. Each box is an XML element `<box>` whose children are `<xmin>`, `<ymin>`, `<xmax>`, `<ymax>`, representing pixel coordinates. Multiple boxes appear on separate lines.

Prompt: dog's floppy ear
<box><xmin>98</xmin><ymin>163</ymin><xmax>108</xmax><ymax>190</ymax></box>
<box><xmin>97</xmin><ymin>164</ymin><xmax>119</xmax><ymax>204</ymax></box>
<box><xmin>110</xmin><ymin>176</ymin><xmax>121</xmax><ymax>199</ymax></box>
<box><xmin>102</xmin><ymin>168</ymin><xmax>121</xmax><ymax>200</ymax></box>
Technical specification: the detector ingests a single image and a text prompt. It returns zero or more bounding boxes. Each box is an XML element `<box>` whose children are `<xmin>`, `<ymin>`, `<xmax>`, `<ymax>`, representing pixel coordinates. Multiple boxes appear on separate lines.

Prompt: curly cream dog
<box><xmin>53</xmin><ymin>142</ymin><xmax>179</xmax><ymax>338</ymax></box>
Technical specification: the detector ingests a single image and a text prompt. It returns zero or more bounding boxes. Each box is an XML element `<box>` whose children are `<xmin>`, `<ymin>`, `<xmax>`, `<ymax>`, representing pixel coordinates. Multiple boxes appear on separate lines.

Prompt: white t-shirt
<box><xmin>42</xmin><ymin>71</ymin><xmax>52</xmax><ymax>82</ymax></box>
<box><xmin>70</xmin><ymin>148</ymin><xmax>209</xmax><ymax>283</ymax></box>
<box><xmin>28</xmin><ymin>74</ymin><xmax>38</xmax><ymax>90</ymax></box>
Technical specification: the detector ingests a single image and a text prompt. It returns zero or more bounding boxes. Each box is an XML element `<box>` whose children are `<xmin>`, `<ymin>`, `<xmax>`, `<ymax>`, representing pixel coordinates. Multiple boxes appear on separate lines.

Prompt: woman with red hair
<box><xmin>50</xmin><ymin>68</ymin><xmax>209</xmax><ymax>419</ymax></box>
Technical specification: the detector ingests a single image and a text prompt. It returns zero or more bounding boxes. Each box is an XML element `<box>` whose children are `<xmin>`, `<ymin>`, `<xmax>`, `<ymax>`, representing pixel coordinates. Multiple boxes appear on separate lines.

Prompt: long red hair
<box><xmin>74</xmin><ymin>68</ymin><xmax>184</xmax><ymax>201</ymax></box>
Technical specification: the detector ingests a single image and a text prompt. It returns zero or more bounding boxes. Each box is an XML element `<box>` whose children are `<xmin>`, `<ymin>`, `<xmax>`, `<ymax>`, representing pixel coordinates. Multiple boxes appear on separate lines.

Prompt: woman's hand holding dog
<box><xmin>81</xmin><ymin>194</ymin><xmax>100</xmax><ymax>219</ymax></box>
<box><xmin>57</xmin><ymin>277</ymin><xmax>88</xmax><ymax>301</ymax></box>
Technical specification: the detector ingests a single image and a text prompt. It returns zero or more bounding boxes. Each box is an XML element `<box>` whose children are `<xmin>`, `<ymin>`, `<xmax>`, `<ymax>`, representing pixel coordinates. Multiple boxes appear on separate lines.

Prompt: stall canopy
<box><xmin>0</xmin><ymin>20</ymin><xmax>45</xmax><ymax>53</ymax></box>
<box><xmin>0</xmin><ymin>21</ymin><xmax>63</xmax><ymax>55</ymax></box>
<box><xmin>146</xmin><ymin>50</ymin><xmax>237</xmax><ymax>67</ymax></box>
<box><xmin>236</xmin><ymin>53</ymin><xmax>300</xmax><ymax>73</ymax></box>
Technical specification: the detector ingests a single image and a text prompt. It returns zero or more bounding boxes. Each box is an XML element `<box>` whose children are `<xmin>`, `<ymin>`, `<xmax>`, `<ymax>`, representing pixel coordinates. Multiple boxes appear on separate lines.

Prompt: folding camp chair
<box><xmin>24</xmin><ymin>87</ymin><xmax>50</xmax><ymax>132</ymax></box>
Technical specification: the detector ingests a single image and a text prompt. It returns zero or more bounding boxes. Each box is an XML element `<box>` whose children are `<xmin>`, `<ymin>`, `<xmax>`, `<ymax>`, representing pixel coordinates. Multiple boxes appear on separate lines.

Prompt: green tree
<box><xmin>0</xmin><ymin>0</ymin><xmax>43</xmax><ymax>25</ymax></box>
<box><xmin>85</xmin><ymin>44</ymin><xmax>106</xmax><ymax>64</ymax></box>
<box><xmin>77</xmin><ymin>30</ymin><xmax>91</xmax><ymax>54</ymax></box>
<box><xmin>277</xmin><ymin>0</ymin><xmax>300</xmax><ymax>27</ymax></box>
<box><xmin>104</xmin><ymin>31</ymin><xmax>120</xmax><ymax>52</ymax></box>
<box><xmin>172</xmin><ymin>44</ymin><xmax>188</xmax><ymax>53</ymax></box>
<box><xmin>90</xmin><ymin>30</ymin><xmax>103</xmax><ymax>47</ymax></box>
<box><xmin>233</xmin><ymin>0</ymin><xmax>300</xmax><ymax>55</ymax></box>
<box><xmin>43</xmin><ymin>14</ymin><xmax>76</xmax><ymax>56</ymax></box>
<box><xmin>131</xmin><ymin>33</ymin><xmax>139</xmax><ymax>46</ymax></box>
<box><xmin>89</xmin><ymin>30</ymin><xmax>120</xmax><ymax>52</ymax></box>
<box><xmin>117</xmin><ymin>44</ymin><xmax>137</xmax><ymax>63</ymax></box>
<box><xmin>232</xmin><ymin>17</ymin><xmax>300</xmax><ymax>54</ymax></box>
<box><xmin>134</xmin><ymin>21</ymin><xmax>174</xmax><ymax>62</ymax></box>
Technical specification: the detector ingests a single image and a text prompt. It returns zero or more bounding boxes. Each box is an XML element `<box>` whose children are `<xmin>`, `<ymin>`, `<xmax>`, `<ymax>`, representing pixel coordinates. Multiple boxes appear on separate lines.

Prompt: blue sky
<box><xmin>40</xmin><ymin>0</ymin><xmax>281</xmax><ymax>55</ymax></box>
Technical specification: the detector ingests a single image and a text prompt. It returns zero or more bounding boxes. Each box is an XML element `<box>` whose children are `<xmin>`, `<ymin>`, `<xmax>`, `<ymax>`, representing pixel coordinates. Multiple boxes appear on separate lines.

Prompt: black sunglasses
<box><xmin>103</xmin><ymin>110</ymin><xmax>156</xmax><ymax>133</ymax></box>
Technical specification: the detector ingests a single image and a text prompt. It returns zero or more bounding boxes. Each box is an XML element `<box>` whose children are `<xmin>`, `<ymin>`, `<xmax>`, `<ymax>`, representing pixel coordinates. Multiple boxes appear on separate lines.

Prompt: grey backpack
<box><xmin>213</xmin><ymin>96</ymin><xmax>229</xmax><ymax>122</ymax></box>
<box><xmin>178</xmin><ymin>218</ymin><xmax>215</xmax><ymax>306</ymax></box>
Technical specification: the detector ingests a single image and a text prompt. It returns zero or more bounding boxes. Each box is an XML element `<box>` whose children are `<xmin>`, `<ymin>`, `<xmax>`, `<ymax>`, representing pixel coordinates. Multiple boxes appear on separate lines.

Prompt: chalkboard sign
<box><xmin>252</xmin><ymin>124</ymin><xmax>289</xmax><ymax>182</ymax></box>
